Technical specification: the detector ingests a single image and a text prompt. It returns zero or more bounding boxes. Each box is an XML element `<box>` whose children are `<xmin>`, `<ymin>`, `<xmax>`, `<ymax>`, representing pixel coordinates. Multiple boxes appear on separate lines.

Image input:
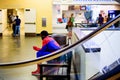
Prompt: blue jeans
<box><xmin>15</xmin><ymin>25</ymin><xmax>20</xmax><ymax>36</ymax></box>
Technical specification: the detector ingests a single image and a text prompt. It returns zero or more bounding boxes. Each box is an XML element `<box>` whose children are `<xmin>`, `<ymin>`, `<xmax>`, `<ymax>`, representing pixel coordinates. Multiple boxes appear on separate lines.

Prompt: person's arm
<box><xmin>33</xmin><ymin>46</ymin><xmax>41</xmax><ymax>51</ymax></box>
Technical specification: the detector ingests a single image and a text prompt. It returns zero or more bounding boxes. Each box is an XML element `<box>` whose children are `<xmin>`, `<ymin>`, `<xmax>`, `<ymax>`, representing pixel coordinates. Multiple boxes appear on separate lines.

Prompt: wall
<box><xmin>0</xmin><ymin>0</ymin><xmax>52</xmax><ymax>33</ymax></box>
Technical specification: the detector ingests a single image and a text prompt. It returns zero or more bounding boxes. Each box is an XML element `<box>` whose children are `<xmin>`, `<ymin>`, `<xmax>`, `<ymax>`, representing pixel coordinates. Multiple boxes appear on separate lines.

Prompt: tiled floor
<box><xmin>0</xmin><ymin>28</ymin><xmax>43</xmax><ymax>80</ymax></box>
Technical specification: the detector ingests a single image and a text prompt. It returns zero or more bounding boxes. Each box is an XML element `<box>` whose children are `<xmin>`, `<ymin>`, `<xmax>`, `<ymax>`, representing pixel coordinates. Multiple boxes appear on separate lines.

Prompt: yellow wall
<box><xmin>0</xmin><ymin>0</ymin><xmax>53</xmax><ymax>33</ymax></box>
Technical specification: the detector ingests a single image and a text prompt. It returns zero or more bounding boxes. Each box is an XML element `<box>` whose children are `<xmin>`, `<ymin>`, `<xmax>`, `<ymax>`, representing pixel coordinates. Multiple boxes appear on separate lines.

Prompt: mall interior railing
<box><xmin>72</xmin><ymin>14</ymin><xmax>120</xmax><ymax>80</ymax></box>
<box><xmin>81</xmin><ymin>15</ymin><xmax>120</xmax><ymax>80</ymax></box>
<box><xmin>0</xmin><ymin>14</ymin><xmax>120</xmax><ymax>80</ymax></box>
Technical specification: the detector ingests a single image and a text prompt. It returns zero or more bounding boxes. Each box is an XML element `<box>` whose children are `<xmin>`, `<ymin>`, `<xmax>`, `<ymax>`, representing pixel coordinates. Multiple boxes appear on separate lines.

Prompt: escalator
<box><xmin>73</xmin><ymin>14</ymin><xmax>120</xmax><ymax>80</ymax></box>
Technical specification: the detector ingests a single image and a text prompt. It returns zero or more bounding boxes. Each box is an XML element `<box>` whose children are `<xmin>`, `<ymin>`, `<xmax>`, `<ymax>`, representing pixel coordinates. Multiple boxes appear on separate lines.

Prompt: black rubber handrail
<box><xmin>0</xmin><ymin>14</ymin><xmax>120</xmax><ymax>68</ymax></box>
<box><xmin>115</xmin><ymin>0</ymin><xmax>120</xmax><ymax>3</ymax></box>
<box><xmin>92</xmin><ymin>65</ymin><xmax>120</xmax><ymax>80</ymax></box>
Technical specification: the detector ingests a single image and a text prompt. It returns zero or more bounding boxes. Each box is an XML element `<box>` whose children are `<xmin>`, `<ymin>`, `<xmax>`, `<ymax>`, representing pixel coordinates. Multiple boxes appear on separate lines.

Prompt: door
<box><xmin>24</xmin><ymin>8</ymin><xmax>36</xmax><ymax>36</ymax></box>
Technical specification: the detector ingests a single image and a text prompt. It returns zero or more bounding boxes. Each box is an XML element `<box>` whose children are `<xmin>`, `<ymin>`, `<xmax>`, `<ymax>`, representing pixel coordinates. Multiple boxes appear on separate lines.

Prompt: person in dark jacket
<box><xmin>14</xmin><ymin>16</ymin><xmax>21</xmax><ymax>36</ymax></box>
<box><xmin>98</xmin><ymin>14</ymin><xmax>104</xmax><ymax>26</ymax></box>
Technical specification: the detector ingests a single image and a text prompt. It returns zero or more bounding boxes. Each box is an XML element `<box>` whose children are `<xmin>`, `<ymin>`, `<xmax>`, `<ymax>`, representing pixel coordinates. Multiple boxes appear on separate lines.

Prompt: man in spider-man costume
<box><xmin>32</xmin><ymin>30</ymin><xmax>61</xmax><ymax>75</ymax></box>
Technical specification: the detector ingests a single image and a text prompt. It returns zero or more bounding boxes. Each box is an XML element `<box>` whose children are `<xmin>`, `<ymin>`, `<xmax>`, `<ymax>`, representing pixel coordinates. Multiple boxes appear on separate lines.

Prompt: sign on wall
<box><xmin>42</xmin><ymin>18</ymin><xmax>46</xmax><ymax>27</ymax></box>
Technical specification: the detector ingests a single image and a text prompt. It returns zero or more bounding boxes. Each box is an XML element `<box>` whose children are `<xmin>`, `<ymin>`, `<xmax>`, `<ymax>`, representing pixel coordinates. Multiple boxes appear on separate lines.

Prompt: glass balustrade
<box><xmin>72</xmin><ymin>15</ymin><xmax>120</xmax><ymax>80</ymax></box>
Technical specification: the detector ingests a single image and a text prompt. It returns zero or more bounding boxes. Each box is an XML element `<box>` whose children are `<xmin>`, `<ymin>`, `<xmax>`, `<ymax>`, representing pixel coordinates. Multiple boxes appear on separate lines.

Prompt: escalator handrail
<box><xmin>94</xmin><ymin>65</ymin><xmax>120</xmax><ymax>80</ymax></box>
<box><xmin>0</xmin><ymin>14</ymin><xmax>120</xmax><ymax>68</ymax></box>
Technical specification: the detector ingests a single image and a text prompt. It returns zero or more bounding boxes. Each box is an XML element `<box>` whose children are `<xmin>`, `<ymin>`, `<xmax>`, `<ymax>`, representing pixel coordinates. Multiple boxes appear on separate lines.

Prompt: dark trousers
<box><xmin>12</xmin><ymin>24</ymin><xmax>16</xmax><ymax>35</ymax></box>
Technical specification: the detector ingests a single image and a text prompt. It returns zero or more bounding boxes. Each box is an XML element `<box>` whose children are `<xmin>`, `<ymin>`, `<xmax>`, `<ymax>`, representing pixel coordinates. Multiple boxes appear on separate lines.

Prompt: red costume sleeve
<box><xmin>33</xmin><ymin>46</ymin><xmax>41</xmax><ymax>51</ymax></box>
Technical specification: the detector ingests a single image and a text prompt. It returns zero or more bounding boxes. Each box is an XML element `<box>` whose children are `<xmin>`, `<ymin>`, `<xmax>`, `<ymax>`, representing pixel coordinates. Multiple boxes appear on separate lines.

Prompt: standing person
<box><xmin>66</xmin><ymin>17</ymin><xmax>72</xmax><ymax>39</ymax></box>
<box><xmin>70</xmin><ymin>13</ymin><xmax>74</xmax><ymax>26</ymax></box>
<box><xmin>103</xmin><ymin>15</ymin><xmax>108</xmax><ymax>23</ymax></box>
<box><xmin>97</xmin><ymin>14</ymin><xmax>104</xmax><ymax>26</ymax></box>
<box><xmin>12</xmin><ymin>15</ymin><xmax>16</xmax><ymax>36</ymax></box>
<box><xmin>32</xmin><ymin>30</ymin><xmax>61</xmax><ymax>75</ymax></box>
<box><xmin>8</xmin><ymin>13</ymin><xmax>13</xmax><ymax>29</ymax></box>
<box><xmin>62</xmin><ymin>13</ymin><xmax>68</xmax><ymax>23</ymax></box>
<box><xmin>14</xmin><ymin>15</ymin><xmax>21</xmax><ymax>36</ymax></box>
<box><xmin>66</xmin><ymin>13</ymin><xmax>74</xmax><ymax>39</ymax></box>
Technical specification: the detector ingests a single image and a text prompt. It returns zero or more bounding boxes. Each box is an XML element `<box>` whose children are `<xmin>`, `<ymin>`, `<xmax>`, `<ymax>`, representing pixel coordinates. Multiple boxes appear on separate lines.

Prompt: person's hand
<box><xmin>33</xmin><ymin>46</ymin><xmax>40</xmax><ymax>51</ymax></box>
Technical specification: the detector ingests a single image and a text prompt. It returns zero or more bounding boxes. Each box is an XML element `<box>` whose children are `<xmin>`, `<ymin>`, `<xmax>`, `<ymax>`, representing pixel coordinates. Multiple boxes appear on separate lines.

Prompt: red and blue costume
<box><xmin>32</xmin><ymin>30</ymin><xmax>61</xmax><ymax>75</ymax></box>
<box><xmin>33</xmin><ymin>36</ymin><xmax>61</xmax><ymax>58</ymax></box>
<box><xmin>32</xmin><ymin>36</ymin><xmax>61</xmax><ymax>75</ymax></box>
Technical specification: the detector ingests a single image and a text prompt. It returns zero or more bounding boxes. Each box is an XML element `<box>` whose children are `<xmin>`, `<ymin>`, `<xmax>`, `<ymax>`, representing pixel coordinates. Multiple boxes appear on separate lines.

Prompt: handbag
<box><xmin>65</xmin><ymin>25</ymin><xmax>68</xmax><ymax>29</ymax></box>
<box><xmin>67</xmin><ymin>21</ymin><xmax>72</xmax><ymax>27</ymax></box>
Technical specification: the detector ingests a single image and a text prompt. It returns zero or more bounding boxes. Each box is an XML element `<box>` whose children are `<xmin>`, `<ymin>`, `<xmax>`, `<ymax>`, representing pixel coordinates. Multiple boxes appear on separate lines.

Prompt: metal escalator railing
<box><xmin>0</xmin><ymin>14</ymin><xmax>120</xmax><ymax>69</ymax></box>
<box><xmin>115</xmin><ymin>0</ymin><xmax>120</xmax><ymax>3</ymax></box>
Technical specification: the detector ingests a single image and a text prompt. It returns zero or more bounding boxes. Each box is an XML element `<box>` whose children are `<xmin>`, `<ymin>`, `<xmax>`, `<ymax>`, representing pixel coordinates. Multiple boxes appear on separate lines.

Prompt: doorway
<box><xmin>1</xmin><ymin>8</ymin><xmax>36</xmax><ymax>37</ymax></box>
<box><xmin>3</xmin><ymin>8</ymin><xmax>24</xmax><ymax>36</ymax></box>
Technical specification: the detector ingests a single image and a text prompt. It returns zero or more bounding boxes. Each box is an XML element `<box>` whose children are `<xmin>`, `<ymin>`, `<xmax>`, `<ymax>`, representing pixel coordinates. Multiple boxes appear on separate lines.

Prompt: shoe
<box><xmin>32</xmin><ymin>64</ymin><xmax>40</xmax><ymax>75</ymax></box>
<box><xmin>32</xmin><ymin>69</ymin><xmax>40</xmax><ymax>75</ymax></box>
